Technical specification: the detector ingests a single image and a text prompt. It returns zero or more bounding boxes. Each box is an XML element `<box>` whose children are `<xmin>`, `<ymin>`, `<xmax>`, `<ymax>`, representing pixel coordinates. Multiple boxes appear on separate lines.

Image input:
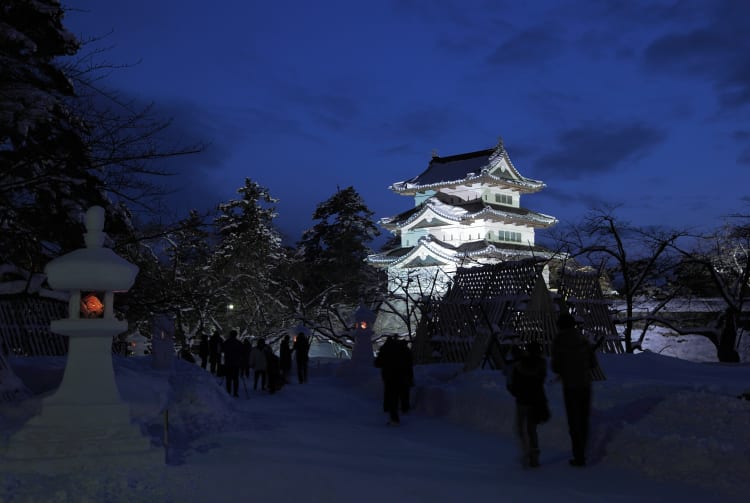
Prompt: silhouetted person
<box><xmin>374</xmin><ymin>336</ymin><xmax>413</xmax><ymax>425</ymax></box>
<box><xmin>507</xmin><ymin>342</ymin><xmax>549</xmax><ymax>468</ymax></box>
<box><xmin>240</xmin><ymin>338</ymin><xmax>252</xmax><ymax>378</ymax></box>
<box><xmin>292</xmin><ymin>332</ymin><xmax>310</xmax><ymax>383</ymax></box>
<box><xmin>397</xmin><ymin>339</ymin><xmax>414</xmax><ymax>413</ymax></box>
<box><xmin>551</xmin><ymin>313</ymin><xmax>598</xmax><ymax>467</ymax></box>
<box><xmin>208</xmin><ymin>330</ymin><xmax>222</xmax><ymax>375</ymax></box>
<box><xmin>265</xmin><ymin>344</ymin><xmax>282</xmax><ymax>393</ymax></box>
<box><xmin>222</xmin><ymin>330</ymin><xmax>244</xmax><ymax>397</ymax></box>
<box><xmin>250</xmin><ymin>339</ymin><xmax>268</xmax><ymax>391</ymax></box>
<box><xmin>279</xmin><ymin>334</ymin><xmax>292</xmax><ymax>381</ymax></box>
<box><xmin>199</xmin><ymin>334</ymin><xmax>209</xmax><ymax>369</ymax></box>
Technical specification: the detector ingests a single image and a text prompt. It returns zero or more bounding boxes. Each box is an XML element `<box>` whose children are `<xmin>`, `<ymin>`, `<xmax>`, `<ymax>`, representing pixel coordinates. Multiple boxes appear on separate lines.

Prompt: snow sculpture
<box><xmin>350</xmin><ymin>304</ymin><xmax>376</xmax><ymax>367</ymax></box>
<box><xmin>3</xmin><ymin>206</ymin><xmax>154</xmax><ymax>471</ymax></box>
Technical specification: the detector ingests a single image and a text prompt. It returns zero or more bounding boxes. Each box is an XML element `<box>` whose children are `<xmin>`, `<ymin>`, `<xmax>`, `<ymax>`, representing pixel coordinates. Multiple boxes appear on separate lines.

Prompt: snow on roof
<box><xmin>390</xmin><ymin>144</ymin><xmax>545</xmax><ymax>193</ymax></box>
<box><xmin>384</xmin><ymin>195</ymin><xmax>557</xmax><ymax>230</ymax></box>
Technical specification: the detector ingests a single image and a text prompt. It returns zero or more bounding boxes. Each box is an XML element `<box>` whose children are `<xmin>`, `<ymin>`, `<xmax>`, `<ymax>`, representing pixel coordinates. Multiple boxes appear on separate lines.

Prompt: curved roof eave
<box><xmin>390</xmin><ymin>170</ymin><xmax>545</xmax><ymax>195</ymax></box>
<box><xmin>387</xmin><ymin>238</ymin><xmax>459</xmax><ymax>268</ymax></box>
<box><xmin>386</xmin><ymin>201</ymin><xmax>558</xmax><ymax>229</ymax></box>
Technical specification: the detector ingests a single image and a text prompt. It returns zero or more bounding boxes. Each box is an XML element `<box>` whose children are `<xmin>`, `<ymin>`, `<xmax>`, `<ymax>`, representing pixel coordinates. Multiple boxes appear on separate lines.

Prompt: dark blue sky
<box><xmin>65</xmin><ymin>0</ymin><xmax>750</xmax><ymax>245</ymax></box>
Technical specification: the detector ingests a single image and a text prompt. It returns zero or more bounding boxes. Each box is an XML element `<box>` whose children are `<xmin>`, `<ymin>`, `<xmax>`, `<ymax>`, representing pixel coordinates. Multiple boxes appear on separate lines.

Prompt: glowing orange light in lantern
<box><xmin>80</xmin><ymin>293</ymin><xmax>104</xmax><ymax>318</ymax></box>
<box><xmin>359</xmin><ymin>321</ymin><xmax>368</xmax><ymax>330</ymax></box>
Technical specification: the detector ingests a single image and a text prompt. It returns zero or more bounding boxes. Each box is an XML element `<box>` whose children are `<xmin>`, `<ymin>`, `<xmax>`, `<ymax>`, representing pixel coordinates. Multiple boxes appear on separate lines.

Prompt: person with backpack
<box><xmin>507</xmin><ymin>342</ymin><xmax>550</xmax><ymax>468</ymax></box>
<box><xmin>551</xmin><ymin>313</ymin><xmax>598</xmax><ymax>467</ymax></box>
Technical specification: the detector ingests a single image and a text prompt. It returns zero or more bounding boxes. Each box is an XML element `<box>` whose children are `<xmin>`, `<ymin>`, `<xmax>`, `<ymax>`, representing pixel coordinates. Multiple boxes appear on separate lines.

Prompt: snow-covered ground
<box><xmin>1</xmin><ymin>330</ymin><xmax>749</xmax><ymax>503</ymax></box>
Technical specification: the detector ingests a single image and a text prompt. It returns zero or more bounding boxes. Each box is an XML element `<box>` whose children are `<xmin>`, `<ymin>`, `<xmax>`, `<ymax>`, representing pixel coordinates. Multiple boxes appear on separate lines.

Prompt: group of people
<box><xmin>506</xmin><ymin>312</ymin><xmax>598</xmax><ymax>469</ymax></box>
<box><xmin>198</xmin><ymin>329</ymin><xmax>312</xmax><ymax>397</ymax></box>
<box><xmin>374</xmin><ymin>335</ymin><xmax>414</xmax><ymax>426</ymax></box>
<box><xmin>194</xmin><ymin>313</ymin><xmax>597</xmax><ymax>468</ymax></box>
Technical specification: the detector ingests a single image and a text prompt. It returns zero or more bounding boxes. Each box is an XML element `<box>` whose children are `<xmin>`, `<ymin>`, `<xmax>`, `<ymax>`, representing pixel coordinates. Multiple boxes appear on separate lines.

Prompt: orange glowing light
<box><xmin>80</xmin><ymin>293</ymin><xmax>104</xmax><ymax>318</ymax></box>
<box><xmin>359</xmin><ymin>321</ymin><xmax>367</xmax><ymax>330</ymax></box>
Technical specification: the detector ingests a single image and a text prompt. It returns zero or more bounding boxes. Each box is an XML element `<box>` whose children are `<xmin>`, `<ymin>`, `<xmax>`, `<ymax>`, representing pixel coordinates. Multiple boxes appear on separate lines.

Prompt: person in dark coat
<box><xmin>279</xmin><ymin>334</ymin><xmax>292</xmax><ymax>382</ymax></box>
<box><xmin>208</xmin><ymin>330</ymin><xmax>222</xmax><ymax>375</ymax></box>
<box><xmin>249</xmin><ymin>339</ymin><xmax>268</xmax><ymax>391</ymax></box>
<box><xmin>292</xmin><ymin>332</ymin><xmax>310</xmax><ymax>384</ymax></box>
<box><xmin>199</xmin><ymin>334</ymin><xmax>209</xmax><ymax>369</ymax></box>
<box><xmin>551</xmin><ymin>313</ymin><xmax>598</xmax><ymax>467</ymax></box>
<box><xmin>222</xmin><ymin>330</ymin><xmax>244</xmax><ymax>397</ymax></box>
<box><xmin>397</xmin><ymin>339</ymin><xmax>414</xmax><ymax>413</ymax></box>
<box><xmin>240</xmin><ymin>338</ymin><xmax>252</xmax><ymax>379</ymax></box>
<box><xmin>264</xmin><ymin>344</ymin><xmax>282</xmax><ymax>394</ymax></box>
<box><xmin>374</xmin><ymin>336</ymin><xmax>413</xmax><ymax>425</ymax></box>
<box><xmin>507</xmin><ymin>342</ymin><xmax>549</xmax><ymax>468</ymax></box>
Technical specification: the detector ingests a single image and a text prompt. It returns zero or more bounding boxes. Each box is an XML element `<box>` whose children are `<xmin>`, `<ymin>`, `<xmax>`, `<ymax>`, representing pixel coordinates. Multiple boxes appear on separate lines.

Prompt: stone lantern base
<box><xmin>2</xmin><ymin>397</ymin><xmax>158</xmax><ymax>474</ymax></box>
<box><xmin>1</xmin><ymin>333</ymin><xmax>159</xmax><ymax>473</ymax></box>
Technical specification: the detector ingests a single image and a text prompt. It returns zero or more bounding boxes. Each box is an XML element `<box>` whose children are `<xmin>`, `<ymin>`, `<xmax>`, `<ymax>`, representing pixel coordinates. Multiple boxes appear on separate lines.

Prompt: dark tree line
<box><xmin>0</xmin><ymin>1</ymin><xmax>384</xmax><ymax>348</ymax></box>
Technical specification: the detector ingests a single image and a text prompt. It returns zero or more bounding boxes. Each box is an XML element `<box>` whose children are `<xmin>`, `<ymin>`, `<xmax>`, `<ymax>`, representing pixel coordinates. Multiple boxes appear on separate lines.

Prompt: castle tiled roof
<box><xmin>390</xmin><ymin>144</ymin><xmax>544</xmax><ymax>194</ymax></box>
<box><xmin>380</xmin><ymin>193</ymin><xmax>557</xmax><ymax>230</ymax></box>
<box><xmin>367</xmin><ymin>235</ymin><xmax>553</xmax><ymax>268</ymax></box>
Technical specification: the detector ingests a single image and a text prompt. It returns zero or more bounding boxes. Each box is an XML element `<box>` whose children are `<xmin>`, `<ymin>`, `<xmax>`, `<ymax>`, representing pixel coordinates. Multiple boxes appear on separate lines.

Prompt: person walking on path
<box><xmin>199</xmin><ymin>334</ymin><xmax>209</xmax><ymax>370</ymax></box>
<box><xmin>279</xmin><ymin>334</ymin><xmax>292</xmax><ymax>382</ymax></box>
<box><xmin>249</xmin><ymin>339</ymin><xmax>268</xmax><ymax>391</ymax></box>
<box><xmin>374</xmin><ymin>336</ymin><xmax>413</xmax><ymax>426</ymax></box>
<box><xmin>551</xmin><ymin>313</ymin><xmax>598</xmax><ymax>467</ymax></box>
<box><xmin>222</xmin><ymin>330</ymin><xmax>244</xmax><ymax>397</ymax></box>
<box><xmin>292</xmin><ymin>331</ymin><xmax>310</xmax><ymax>384</ymax></box>
<box><xmin>396</xmin><ymin>338</ymin><xmax>414</xmax><ymax>414</ymax></box>
<box><xmin>264</xmin><ymin>344</ymin><xmax>282</xmax><ymax>393</ymax></box>
<box><xmin>507</xmin><ymin>342</ymin><xmax>550</xmax><ymax>468</ymax></box>
<box><xmin>240</xmin><ymin>338</ymin><xmax>252</xmax><ymax>379</ymax></box>
<box><xmin>208</xmin><ymin>330</ymin><xmax>222</xmax><ymax>375</ymax></box>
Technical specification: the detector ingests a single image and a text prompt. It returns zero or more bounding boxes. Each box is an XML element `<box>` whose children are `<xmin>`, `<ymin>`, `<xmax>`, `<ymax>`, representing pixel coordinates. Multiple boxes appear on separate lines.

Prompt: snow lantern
<box><xmin>125</xmin><ymin>331</ymin><xmax>150</xmax><ymax>356</ymax></box>
<box><xmin>350</xmin><ymin>304</ymin><xmax>376</xmax><ymax>366</ymax></box>
<box><xmin>3</xmin><ymin>206</ymin><xmax>155</xmax><ymax>470</ymax></box>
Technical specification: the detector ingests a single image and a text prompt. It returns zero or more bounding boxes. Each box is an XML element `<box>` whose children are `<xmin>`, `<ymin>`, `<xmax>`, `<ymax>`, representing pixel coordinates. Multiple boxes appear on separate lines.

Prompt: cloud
<box><xmin>380</xmin><ymin>105</ymin><xmax>475</xmax><ymax>143</ymax></box>
<box><xmin>534</xmin><ymin>121</ymin><xmax>667</xmax><ymax>179</ymax></box>
<box><xmin>487</xmin><ymin>26</ymin><xmax>565</xmax><ymax>67</ymax></box>
<box><xmin>734</xmin><ymin>130</ymin><xmax>750</xmax><ymax>166</ymax></box>
<box><xmin>271</xmin><ymin>83</ymin><xmax>362</xmax><ymax>132</ymax></box>
<box><xmin>642</xmin><ymin>1</ymin><xmax>750</xmax><ymax>110</ymax></box>
<box><xmin>379</xmin><ymin>143</ymin><xmax>416</xmax><ymax>157</ymax></box>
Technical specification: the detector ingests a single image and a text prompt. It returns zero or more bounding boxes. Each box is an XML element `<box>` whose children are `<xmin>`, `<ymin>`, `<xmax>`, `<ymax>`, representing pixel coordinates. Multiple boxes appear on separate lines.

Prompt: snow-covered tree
<box><xmin>0</xmin><ymin>0</ymin><xmax>124</xmax><ymax>272</ymax></box>
<box><xmin>297</xmin><ymin>186</ymin><xmax>380</xmax><ymax>306</ymax></box>
<box><xmin>212</xmin><ymin>179</ymin><xmax>288</xmax><ymax>335</ymax></box>
<box><xmin>1</xmin><ymin>1</ymin><xmax>203</xmax><ymax>279</ymax></box>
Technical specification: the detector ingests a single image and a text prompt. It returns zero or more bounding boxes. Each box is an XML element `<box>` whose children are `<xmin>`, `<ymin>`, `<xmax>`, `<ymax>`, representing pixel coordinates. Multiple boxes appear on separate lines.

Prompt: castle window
<box><xmin>495</xmin><ymin>194</ymin><xmax>513</xmax><ymax>205</ymax></box>
<box><xmin>498</xmin><ymin>231</ymin><xmax>522</xmax><ymax>243</ymax></box>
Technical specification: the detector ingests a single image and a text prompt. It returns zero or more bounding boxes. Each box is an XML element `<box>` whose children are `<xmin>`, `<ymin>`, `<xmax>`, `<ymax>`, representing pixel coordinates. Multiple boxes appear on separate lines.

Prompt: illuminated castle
<box><xmin>368</xmin><ymin>138</ymin><xmax>557</xmax><ymax>294</ymax></box>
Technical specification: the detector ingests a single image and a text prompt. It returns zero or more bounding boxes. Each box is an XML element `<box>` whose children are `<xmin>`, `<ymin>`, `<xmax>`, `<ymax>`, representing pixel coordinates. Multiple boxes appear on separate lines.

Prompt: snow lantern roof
<box><xmin>44</xmin><ymin>206</ymin><xmax>138</xmax><ymax>292</ymax></box>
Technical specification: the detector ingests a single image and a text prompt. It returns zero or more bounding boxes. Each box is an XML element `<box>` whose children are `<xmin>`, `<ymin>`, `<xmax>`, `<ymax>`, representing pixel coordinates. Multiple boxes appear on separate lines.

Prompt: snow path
<box><xmin>161</xmin><ymin>369</ymin><xmax>725</xmax><ymax>503</ymax></box>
